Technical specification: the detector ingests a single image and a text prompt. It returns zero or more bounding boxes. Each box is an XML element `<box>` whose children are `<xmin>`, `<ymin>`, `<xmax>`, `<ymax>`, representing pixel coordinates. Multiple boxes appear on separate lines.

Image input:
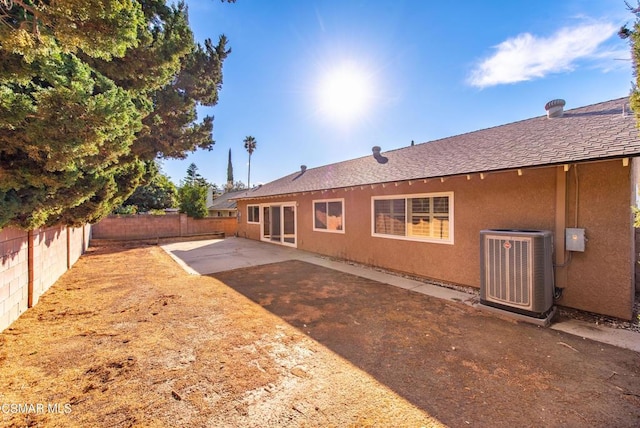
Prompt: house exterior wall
<box><xmin>237</xmin><ymin>159</ymin><xmax>635</xmax><ymax>320</ymax></box>
<box><xmin>633</xmin><ymin>158</ymin><xmax>640</xmax><ymax>295</ymax></box>
<box><xmin>558</xmin><ymin>160</ymin><xmax>634</xmax><ymax>319</ymax></box>
<box><xmin>208</xmin><ymin>209</ymin><xmax>237</xmax><ymax>218</ymax></box>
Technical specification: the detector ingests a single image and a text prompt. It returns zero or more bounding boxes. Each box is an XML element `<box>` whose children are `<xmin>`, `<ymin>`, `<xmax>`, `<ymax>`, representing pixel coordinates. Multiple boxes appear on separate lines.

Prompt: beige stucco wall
<box><xmin>237</xmin><ymin>159</ymin><xmax>635</xmax><ymax>319</ymax></box>
<box><xmin>557</xmin><ymin>161</ymin><xmax>634</xmax><ymax>319</ymax></box>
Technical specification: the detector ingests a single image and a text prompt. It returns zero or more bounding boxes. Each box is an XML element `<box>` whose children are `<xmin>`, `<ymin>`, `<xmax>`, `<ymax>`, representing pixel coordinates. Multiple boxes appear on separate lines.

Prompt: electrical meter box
<box><xmin>565</xmin><ymin>228</ymin><xmax>585</xmax><ymax>252</ymax></box>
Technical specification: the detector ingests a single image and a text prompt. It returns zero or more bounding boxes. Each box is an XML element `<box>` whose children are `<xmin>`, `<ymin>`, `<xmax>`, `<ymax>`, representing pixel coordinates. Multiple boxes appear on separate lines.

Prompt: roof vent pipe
<box><xmin>372</xmin><ymin>146</ymin><xmax>388</xmax><ymax>164</ymax></box>
<box><xmin>545</xmin><ymin>99</ymin><xmax>566</xmax><ymax>118</ymax></box>
<box><xmin>300</xmin><ymin>165</ymin><xmax>307</xmax><ymax>173</ymax></box>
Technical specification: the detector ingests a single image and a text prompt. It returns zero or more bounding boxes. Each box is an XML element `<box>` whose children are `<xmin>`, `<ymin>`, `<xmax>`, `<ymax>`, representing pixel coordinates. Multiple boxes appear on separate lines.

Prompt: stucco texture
<box><xmin>237</xmin><ymin>160</ymin><xmax>634</xmax><ymax>319</ymax></box>
<box><xmin>558</xmin><ymin>161</ymin><xmax>634</xmax><ymax>319</ymax></box>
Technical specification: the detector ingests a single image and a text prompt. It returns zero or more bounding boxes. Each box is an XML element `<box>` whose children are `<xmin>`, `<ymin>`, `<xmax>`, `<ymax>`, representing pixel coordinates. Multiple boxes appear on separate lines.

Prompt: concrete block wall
<box><xmin>32</xmin><ymin>227</ymin><xmax>68</xmax><ymax>306</ymax></box>
<box><xmin>0</xmin><ymin>228</ymin><xmax>29</xmax><ymax>332</ymax></box>
<box><xmin>185</xmin><ymin>216</ymin><xmax>238</xmax><ymax>237</ymax></box>
<box><xmin>92</xmin><ymin>215</ymin><xmax>181</xmax><ymax>240</ymax></box>
<box><xmin>92</xmin><ymin>214</ymin><xmax>237</xmax><ymax>240</ymax></box>
<box><xmin>68</xmin><ymin>226</ymin><xmax>89</xmax><ymax>266</ymax></box>
<box><xmin>0</xmin><ymin>224</ymin><xmax>90</xmax><ymax>332</ymax></box>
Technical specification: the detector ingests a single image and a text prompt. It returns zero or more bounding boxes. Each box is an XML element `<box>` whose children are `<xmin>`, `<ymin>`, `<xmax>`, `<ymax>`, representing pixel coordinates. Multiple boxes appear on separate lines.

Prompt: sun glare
<box><xmin>317</xmin><ymin>62</ymin><xmax>373</xmax><ymax>123</ymax></box>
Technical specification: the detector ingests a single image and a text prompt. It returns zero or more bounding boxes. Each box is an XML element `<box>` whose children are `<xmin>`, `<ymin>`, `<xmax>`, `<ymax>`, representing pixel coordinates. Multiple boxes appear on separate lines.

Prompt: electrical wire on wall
<box><xmin>553</xmin><ymin>164</ymin><xmax>580</xmax><ymax>300</ymax></box>
<box><xmin>574</xmin><ymin>164</ymin><xmax>579</xmax><ymax>228</ymax></box>
<box><xmin>555</xmin><ymin>164</ymin><xmax>580</xmax><ymax>269</ymax></box>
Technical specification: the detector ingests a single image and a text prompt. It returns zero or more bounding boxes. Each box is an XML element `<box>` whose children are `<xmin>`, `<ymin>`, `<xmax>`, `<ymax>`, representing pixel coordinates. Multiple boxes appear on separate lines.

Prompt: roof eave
<box><xmin>232</xmin><ymin>154</ymin><xmax>639</xmax><ymax>201</ymax></box>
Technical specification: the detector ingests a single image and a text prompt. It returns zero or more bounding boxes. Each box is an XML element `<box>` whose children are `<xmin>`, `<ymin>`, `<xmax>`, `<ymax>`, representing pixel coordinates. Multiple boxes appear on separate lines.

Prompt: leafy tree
<box><xmin>178</xmin><ymin>163</ymin><xmax>208</xmax><ymax>218</ymax></box>
<box><xmin>178</xmin><ymin>185</ymin><xmax>208</xmax><ymax>218</ymax></box>
<box><xmin>243</xmin><ymin>135</ymin><xmax>257</xmax><ymax>188</ymax></box>
<box><xmin>230</xmin><ymin>181</ymin><xmax>247</xmax><ymax>191</ymax></box>
<box><xmin>620</xmin><ymin>1</ymin><xmax>640</xmax><ymax>118</ymax></box>
<box><xmin>113</xmin><ymin>205</ymin><xmax>138</xmax><ymax>215</ymax></box>
<box><xmin>620</xmin><ymin>2</ymin><xmax>640</xmax><ymax>226</ymax></box>
<box><xmin>634</xmin><ymin>206</ymin><xmax>640</xmax><ymax>227</ymax></box>
<box><xmin>122</xmin><ymin>168</ymin><xmax>178</xmax><ymax>212</ymax></box>
<box><xmin>0</xmin><ymin>0</ymin><xmax>231</xmax><ymax>229</ymax></box>
<box><xmin>184</xmin><ymin>162</ymin><xmax>209</xmax><ymax>187</ymax></box>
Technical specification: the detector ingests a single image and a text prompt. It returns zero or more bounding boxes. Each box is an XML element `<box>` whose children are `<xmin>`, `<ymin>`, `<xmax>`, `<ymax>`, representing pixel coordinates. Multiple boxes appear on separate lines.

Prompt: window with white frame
<box><xmin>372</xmin><ymin>192</ymin><xmax>453</xmax><ymax>243</ymax></box>
<box><xmin>247</xmin><ymin>205</ymin><xmax>260</xmax><ymax>223</ymax></box>
<box><xmin>313</xmin><ymin>199</ymin><xmax>344</xmax><ymax>233</ymax></box>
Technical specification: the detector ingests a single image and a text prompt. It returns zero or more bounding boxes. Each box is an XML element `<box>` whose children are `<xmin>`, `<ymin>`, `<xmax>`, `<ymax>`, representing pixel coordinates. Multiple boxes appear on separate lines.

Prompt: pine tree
<box><xmin>226</xmin><ymin>149</ymin><xmax>234</xmax><ymax>191</ymax></box>
<box><xmin>620</xmin><ymin>2</ymin><xmax>640</xmax><ymax>119</ymax></box>
<box><xmin>0</xmin><ymin>0</ymin><xmax>232</xmax><ymax>229</ymax></box>
<box><xmin>178</xmin><ymin>164</ymin><xmax>208</xmax><ymax>218</ymax></box>
<box><xmin>184</xmin><ymin>163</ymin><xmax>208</xmax><ymax>187</ymax></box>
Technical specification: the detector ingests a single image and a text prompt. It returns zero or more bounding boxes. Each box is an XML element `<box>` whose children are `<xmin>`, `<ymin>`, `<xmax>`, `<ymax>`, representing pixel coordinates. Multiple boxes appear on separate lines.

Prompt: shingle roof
<box><xmin>235</xmin><ymin>97</ymin><xmax>640</xmax><ymax>200</ymax></box>
<box><xmin>208</xmin><ymin>190</ymin><xmax>239</xmax><ymax>210</ymax></box>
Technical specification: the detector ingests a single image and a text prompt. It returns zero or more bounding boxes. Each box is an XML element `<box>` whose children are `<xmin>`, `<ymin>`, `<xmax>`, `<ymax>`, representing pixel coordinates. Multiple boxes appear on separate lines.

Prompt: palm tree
<box><xmin>243</xmin><ymin>135</ymin><xmax>257</xmax><ymax>188</ymax></box>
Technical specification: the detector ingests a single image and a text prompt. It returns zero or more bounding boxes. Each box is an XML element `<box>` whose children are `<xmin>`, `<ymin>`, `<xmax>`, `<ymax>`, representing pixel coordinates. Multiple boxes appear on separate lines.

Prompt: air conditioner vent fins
<box><xmin>480</xmin><ymin>229</ymin><xmax>554</xmax><ymax>319</ymax></box>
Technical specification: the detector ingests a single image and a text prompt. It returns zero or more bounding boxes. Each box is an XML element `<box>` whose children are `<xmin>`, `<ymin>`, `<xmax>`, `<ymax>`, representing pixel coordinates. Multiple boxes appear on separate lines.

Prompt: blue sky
<box><xmin>163</xmin><ymin>0</ymin><xmax>634</xmax><ymax>188</ymax></box>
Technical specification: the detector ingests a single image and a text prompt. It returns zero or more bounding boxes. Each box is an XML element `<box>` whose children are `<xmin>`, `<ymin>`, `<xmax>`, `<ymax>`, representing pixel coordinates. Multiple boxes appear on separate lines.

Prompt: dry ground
<box><xmin>0</xmin><ymin>242</ymin><xmax>639</xmax><ymax>427</ymax></box>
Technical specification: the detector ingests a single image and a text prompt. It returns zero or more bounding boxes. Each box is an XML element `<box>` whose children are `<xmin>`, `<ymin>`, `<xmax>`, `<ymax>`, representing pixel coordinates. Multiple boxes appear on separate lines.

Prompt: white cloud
<box><xmin>468</xmin><ymin>22</ymin><xmax>618</xmax><ymax>88</ymax></box>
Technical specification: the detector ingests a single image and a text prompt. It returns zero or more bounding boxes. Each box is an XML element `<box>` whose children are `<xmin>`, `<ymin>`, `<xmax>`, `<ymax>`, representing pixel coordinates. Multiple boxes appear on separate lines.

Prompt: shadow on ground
<box><xmin>212</xmin><ymin>260</ymin><xmax>640</xmax><ymax>428</ymax></box>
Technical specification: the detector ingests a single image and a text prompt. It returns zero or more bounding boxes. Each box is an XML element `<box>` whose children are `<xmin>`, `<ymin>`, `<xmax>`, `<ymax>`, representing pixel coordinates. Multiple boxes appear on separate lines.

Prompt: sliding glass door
<box><xmin>283</xmin><ymin>206</ymin><xmax>295</xmax><ymax>244</ymax></box>
<box><xmin>260</xmin><ymin>203</ymin><xmax>296</xmax><ymax>247</ymax></box>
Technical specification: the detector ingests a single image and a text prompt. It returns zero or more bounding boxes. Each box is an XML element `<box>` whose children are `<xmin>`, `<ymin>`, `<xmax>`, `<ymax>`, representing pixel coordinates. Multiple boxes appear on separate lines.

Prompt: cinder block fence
<box><xmin>0</xmin><ymin>225</ymin><xmax>91</xmax><ymax>332</ymax></box>
<box><xmin>92</xmin><ymin>214</ymin><xmax>237</xmax><ymax>241</ymax></box>
<box><xmin>1</xmin><ymin>214</ymin><xmax>235</xmax><ymax>332</ymax></box>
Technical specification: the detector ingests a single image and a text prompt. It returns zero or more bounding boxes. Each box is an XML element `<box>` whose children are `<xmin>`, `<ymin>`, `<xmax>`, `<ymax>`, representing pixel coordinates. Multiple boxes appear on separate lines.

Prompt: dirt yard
<box><xmin>0</xmin><ymin>243</ymin><xmax>639</xmax><ymax>427</ymax></box>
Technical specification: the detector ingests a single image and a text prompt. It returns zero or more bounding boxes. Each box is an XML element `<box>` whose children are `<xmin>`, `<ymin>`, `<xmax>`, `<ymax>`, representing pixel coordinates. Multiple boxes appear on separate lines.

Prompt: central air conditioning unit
<box><xmin>480</xmin><ymin>229</ymin><xmax>554</xmax><ymax>319</ymax></box>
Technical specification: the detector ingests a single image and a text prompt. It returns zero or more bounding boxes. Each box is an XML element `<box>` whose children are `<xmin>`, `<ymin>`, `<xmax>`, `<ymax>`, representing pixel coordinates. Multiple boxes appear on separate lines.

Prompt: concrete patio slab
<box><xmin>162</xmin><ymin>237</ymin><xmax>640</xmax><ymax>353</ymax></box>
<box><xmin>161</xmin><ymin>238</ymin><xmax>314</xmax><ymax>275</ymax></box>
